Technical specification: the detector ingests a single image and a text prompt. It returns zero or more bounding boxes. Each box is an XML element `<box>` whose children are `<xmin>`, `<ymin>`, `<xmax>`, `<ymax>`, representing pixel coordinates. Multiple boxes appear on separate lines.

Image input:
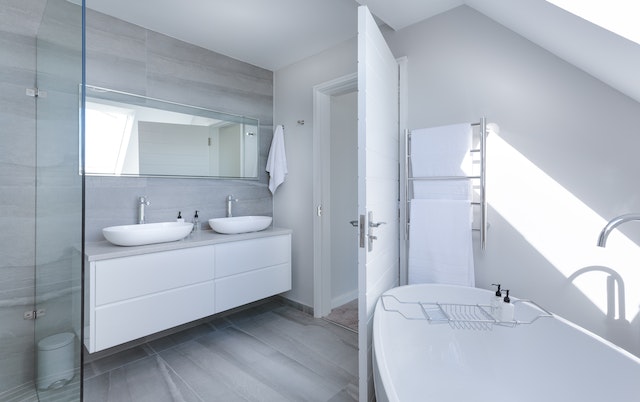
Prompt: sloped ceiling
<box><xmin>466</xmin><ymin>0</ymin><xmax>640</xmax><ymax>104</ymax></box>
<box><xmin>361</xmin><ymin>0</ymin><xmax>640</xmax><ymax>103</ymax></box>
<box><xmin>354</xmin><ymin>0</ymin><xmax>464</xmax><ymax>30</ymax></box>
<box><xmin>84</xmin><ymin>0</ymin><xmax>640</xmax><ymax>103</ymax></box>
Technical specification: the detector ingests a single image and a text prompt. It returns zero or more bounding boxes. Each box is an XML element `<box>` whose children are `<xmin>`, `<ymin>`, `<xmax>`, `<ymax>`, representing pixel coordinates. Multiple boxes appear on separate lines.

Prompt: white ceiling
<box><xmin>354</xmin><ymin>0</ymin><xmax>464</xmax><ymax>30</ymax></box>
<box><xmin>84</xmin><ymin>0</ymin><xmax>640</xmax><ymax>103</ymax></box>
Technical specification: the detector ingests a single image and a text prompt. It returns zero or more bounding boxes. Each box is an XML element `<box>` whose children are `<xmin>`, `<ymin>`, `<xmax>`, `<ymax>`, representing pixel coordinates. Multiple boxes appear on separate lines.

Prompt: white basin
<box><xmin>209</xmin><ymin>216</ymin><xmax>272</xmax><ymax>234</ymax></box>
<box><xmin>102</xmin><ymin>222</ymin><xmax>193</xmax><ymax>246</ymax></box>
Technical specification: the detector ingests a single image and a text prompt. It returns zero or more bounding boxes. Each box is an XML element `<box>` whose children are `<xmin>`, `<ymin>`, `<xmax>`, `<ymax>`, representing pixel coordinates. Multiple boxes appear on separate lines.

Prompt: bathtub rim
<box><xmin>372</xmin><ymin>283</ymin><xmax>640</xmax><ymax>402</ymax></box>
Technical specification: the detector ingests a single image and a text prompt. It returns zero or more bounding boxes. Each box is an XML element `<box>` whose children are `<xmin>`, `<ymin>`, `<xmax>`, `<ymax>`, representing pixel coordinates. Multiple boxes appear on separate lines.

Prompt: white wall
<box><xmin>330</xmin><ymin>91</ymin><xmax>358</xmax><ymax>305</ymax></box>
<box><xmin>273</xmin><ymin>38</ymin><xmax>356</xmax><ymax>307</ymax></box>
<box><xmin>384</xmin><ymin>6</ymin><xmax>640</xmax><ymax>356</ymax></box>
<box><xmin>274</xmin><ymin>4</ymin><xmax>640</xmax><ymax>357</ymax></box>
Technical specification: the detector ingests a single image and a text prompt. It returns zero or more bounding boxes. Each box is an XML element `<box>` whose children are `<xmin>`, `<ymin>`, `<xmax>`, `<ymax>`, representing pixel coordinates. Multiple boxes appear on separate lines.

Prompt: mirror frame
<box><xmin>82</xmin><ymin>85</ymin><xmax>260</xmax><ymax>180</ymax></box>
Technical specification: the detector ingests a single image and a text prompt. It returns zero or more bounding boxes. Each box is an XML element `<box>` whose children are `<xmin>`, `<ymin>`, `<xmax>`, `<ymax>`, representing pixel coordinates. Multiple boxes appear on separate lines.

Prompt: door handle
<box><xmin>366</xmin><ymin>211</ymin><xmax>385</xmax><ymax>252</ymax></box>
<box><xmin>350</xmin><ymin>220</ymin><xmax>359</xmax><ymax>227</ymax></box>
<box><xmin>368</xmin><ymin>211</ymin><xmax>386</xmax><ymax>228</ymax></box>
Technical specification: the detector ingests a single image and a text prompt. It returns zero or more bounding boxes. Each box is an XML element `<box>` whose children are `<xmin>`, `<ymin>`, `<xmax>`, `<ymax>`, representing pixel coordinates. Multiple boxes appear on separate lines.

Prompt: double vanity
<box><xmin>83</xmin><ymin>85</ymin><xmax>286</xmax><ymax>353</ymax></box>
<box><xmin>83</xmin><ymin>226</ymin><xmax>291</xmax><ymax>353</ymax></box>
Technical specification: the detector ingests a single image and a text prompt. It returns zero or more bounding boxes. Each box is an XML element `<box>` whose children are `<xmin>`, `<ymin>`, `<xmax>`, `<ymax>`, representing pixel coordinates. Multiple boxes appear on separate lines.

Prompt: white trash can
<box><xmin>37</xmin><ymin>332</ymin><xmax>75</xmax><ymax>390</ymax></box>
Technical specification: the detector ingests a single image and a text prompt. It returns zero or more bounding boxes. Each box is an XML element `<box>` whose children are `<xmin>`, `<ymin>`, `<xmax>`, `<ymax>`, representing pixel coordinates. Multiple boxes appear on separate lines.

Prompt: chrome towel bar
<box><xmin>405</xmin><ymin>117</ymin><xmax>489</xmax><ymax>249</ymax></box>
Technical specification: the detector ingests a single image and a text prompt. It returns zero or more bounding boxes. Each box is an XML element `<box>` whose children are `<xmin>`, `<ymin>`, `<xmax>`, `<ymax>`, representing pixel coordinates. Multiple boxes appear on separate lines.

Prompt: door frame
<box><xmin>312</xmin><ymin>72</ymin><xmax>358</xmax><ymax>318</ymax></box>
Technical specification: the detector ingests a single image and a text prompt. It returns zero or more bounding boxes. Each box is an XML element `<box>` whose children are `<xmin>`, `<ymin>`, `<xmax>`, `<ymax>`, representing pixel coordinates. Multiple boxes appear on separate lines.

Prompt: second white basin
<box><xmin>209</xmin><ymin>216</ymin><xmax>272</xmax><ymax>234</ymax></box>
<box><xmin>102</xmin><ymin>221</ymin><xmax>193</xmax><ymax>246</ymax></box>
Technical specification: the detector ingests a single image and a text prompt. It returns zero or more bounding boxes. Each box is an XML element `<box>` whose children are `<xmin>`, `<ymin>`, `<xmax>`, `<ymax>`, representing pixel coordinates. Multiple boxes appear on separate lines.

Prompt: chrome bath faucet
<box><xmin>597</xmin><ymin>213</ymin><xmax>640</xmax><ymax>247</ymax></box>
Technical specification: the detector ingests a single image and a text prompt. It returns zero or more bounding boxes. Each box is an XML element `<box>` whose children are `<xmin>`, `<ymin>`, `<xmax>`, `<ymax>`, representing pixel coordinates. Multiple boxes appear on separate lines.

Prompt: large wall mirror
<box><xmin>84</xmin><ymin>85</ymin><xmax>259</xmax><ymax>178</ymax></box>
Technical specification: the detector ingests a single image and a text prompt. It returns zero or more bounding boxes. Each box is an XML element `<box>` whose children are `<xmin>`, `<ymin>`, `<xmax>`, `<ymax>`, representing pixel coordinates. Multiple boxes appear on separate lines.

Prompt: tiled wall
<box><xmin>0</xmin><ymin>2</ymin><xmax>274</xmax><ymax>393</ymax></box>
<box><xmin>35</xmin><ymin>3</ymin><xmax>84</xmax><ymax>398</ymax></box>
<box><xmin>0</xmin><ymin>0</ymin><xmax>46</xmax><ymax>392</ymax></box>
<box><xmin>85</xmin><ymin>9</ymin><xmax>274</xmax><ymax>242</ymax></box>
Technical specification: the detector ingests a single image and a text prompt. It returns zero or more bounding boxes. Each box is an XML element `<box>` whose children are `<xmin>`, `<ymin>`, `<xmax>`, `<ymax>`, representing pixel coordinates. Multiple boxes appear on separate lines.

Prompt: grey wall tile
<box><xmin>0</xmin><ymin>0</ymin><xmax>46</xmax><ymax>37</ymax></box>
<box><xmin>0</xmin><ymin>1</ymin><xmax>43</xmax><ymax>392</ymax></box>
<box><xmin>85</xmin><ymin>10</ymin><xmax>274</xmax><ymax>243</ymax></box>
<box><xmin>85</xmin><ymin>9</ymin><xmax>147</xmax><ymax>95</ymax></box>
<box><xmin>1</xmin><ymin>0</ymin><xmax>83</xmax><ymax>394</ymax></box>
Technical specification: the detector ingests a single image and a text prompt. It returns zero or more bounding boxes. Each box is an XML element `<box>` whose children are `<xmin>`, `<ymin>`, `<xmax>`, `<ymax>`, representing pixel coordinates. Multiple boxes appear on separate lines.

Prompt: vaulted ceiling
<box><xmin>84</xmin><ymin>0</ymin><xmax>640</xmax><ymax>103</ymax></box>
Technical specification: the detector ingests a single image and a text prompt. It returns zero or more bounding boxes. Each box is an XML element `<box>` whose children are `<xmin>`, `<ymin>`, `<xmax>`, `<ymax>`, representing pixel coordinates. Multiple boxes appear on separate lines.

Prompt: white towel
<box><xmin>408</xmin><ymin>199</ymin><xmax>474</xmax><ymax>286</ymax></box>
<box><xmin>412</xmin><ymin>180</ymin><xmax>472</xmax><ymax>200</ymax></box>
<box><xmin>266</xmin><ymin>125</ymin><xmax>288</xmax><ymax>194</ymax></box>
<box><xmin>411</xmin><ymin>123</ymin><xmax>472</xmax><ymax>199</ymax></box>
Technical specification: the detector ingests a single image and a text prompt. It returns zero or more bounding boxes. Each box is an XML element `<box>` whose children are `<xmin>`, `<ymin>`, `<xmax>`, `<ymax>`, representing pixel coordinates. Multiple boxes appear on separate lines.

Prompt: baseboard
<box><xmin>276</xmin><ymin>295</ymin><xmax>314</xmax><ymax>316</ymax></box>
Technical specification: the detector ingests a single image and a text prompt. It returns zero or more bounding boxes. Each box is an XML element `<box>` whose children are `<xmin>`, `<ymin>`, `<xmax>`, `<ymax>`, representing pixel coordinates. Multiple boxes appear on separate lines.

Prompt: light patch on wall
<box><xmin>487</xmin><ymin>133</ymin><xmax>640</xmax><ymax>322</ymax></box>
<box><xmin>546</xmin><ymin>0</ymin><xmax>640</xmax><ymax>45</ymax></box>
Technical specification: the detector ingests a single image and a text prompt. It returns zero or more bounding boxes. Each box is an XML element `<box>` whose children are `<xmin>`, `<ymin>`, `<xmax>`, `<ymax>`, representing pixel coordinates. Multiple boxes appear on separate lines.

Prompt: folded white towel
<box><xmin>410</xmin><ymin>123</ymin><xmax>472</xmax><ymax>177</ymax></box>
<box><xmin>266</xmin><ymin>125</ymin><xmax>288</xmax><ymax>194</ymax></box>
<box><xmin>413</xmin><ymin>180</ymin><xmax>471</xmax><ymax>200</ymax></box>
<box><xmin>408</xmin><ymin>199</ymin><xmax>475</xmax><ymax>287</ymax></box>
<box><xmin>411</xmin><ymin>123</ymin><xmax>472</xmax><ymax>199</ymax></box>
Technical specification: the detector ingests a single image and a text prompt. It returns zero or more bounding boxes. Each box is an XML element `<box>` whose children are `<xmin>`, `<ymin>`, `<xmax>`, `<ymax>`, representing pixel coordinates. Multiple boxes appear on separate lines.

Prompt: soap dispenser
<box><xmin>490</xmin><ymin>283</ymin><xmax>502</xmax><ymax>315</ymax></box>
<box><xmin>192</xmin><ymin>210</ymin><xmax>200</xmax><ymax>232</ymax></box>
<box><xmin>500</xmin><ymin>289</ymin><xmax>515</xmax><ymax>322</ymax></box>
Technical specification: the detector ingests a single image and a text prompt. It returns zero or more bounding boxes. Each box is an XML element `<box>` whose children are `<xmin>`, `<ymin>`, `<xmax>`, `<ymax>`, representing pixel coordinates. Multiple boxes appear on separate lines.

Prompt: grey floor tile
<box><xmin>83</xmin><ymin>303</ymin><xmax>359</xmax><ymax>402</ymax></box>
<box><xmin>327</xmin><ymin>383</ymin><xmax>359</xmax><ymax>402</ymax></box>
<box><xmin>240</xmin><ymin>309</ymin><xmax>358</xmax><ymax>374</ymax></box>
<box><xmin>83</xmin><ymin>355</ymin><xmax>201</xmax><ymax>402</ymax></box>
<box><xmin>196</xmin><ymin>327</ymin><xmax>344</xmax><ymax>401</ymax></box>
<box><xmin>147</xmin><ymin>323</ymin><xmax>215</xmax><ymax>354</ymax></box>
<box><xmin>159</xmin><ymin>338</ymin><xmax>279</xmax><ymax>401</ymax></box>
<box><xmin>83</xmin><ymin>345</ymin><xmax>153</xmax><ymax>379</ymax></box>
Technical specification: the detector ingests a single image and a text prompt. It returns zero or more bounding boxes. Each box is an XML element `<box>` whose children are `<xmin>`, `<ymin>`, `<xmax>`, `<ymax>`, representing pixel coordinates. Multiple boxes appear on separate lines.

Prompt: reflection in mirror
<box><xmin>84</xmin><ymin>85</ymin><xmax>259</xmax><ymax>178</ymax></box>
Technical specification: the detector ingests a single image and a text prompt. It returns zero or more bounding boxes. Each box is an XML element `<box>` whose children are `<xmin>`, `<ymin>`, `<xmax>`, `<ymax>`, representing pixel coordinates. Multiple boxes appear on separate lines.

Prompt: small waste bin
<box><xmin>37</xmin><ymin>332</ymin><xmax>75</xmax><ymax>390</ymax></box>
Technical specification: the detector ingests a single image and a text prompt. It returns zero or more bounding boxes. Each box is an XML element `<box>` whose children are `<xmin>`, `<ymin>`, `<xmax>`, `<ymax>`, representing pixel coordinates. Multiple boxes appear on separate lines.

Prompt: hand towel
<box><xmin>408</xmin><ymin>199</ymin><xmax>475</xmax><ymax>287</ymax></box>
<box><xmin>410</xmin><ymin>123</ymin><xmax>472</xmax><ymax>199</ymax></box>
<box><xmin>266</xmin><ymin>125</ymin><xmax>288</xmax><ymax>194</ymax></box>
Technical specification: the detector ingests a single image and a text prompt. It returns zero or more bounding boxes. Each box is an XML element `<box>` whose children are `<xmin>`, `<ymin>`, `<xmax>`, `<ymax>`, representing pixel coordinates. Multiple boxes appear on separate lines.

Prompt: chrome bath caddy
<box><xmin>381</xmin><ymin>295</ymin><xmax>552</xmax><ymax>331</ymax></box>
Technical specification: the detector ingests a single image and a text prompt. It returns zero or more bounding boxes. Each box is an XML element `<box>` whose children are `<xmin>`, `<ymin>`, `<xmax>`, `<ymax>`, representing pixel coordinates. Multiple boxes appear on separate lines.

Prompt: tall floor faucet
<box><xmin>597</xmin><ymin>213</ymin><xmax>640</xmax><ymax>247</ymax></box>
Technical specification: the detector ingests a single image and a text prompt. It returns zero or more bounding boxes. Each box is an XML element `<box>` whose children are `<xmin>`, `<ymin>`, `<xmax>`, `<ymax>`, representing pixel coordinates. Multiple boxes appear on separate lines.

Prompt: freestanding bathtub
<box><xmin>373</xmin><ymin>284</ymin><xmax>640</xmax><ymax>402</ymax></box>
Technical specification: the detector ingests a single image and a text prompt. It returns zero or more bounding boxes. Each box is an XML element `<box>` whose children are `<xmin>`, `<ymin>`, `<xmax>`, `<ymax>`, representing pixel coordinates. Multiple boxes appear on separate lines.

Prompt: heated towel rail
<box><xmin>405</xmin><ymin>117</ymin><xmax>489</xmax><ymax>249</ymax></box>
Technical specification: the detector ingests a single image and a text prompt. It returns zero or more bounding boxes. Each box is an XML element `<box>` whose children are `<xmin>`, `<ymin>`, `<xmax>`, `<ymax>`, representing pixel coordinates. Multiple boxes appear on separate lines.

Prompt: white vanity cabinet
<box><xmin>85</xmin><ymin>246</ymin><xmax>215</xmax><ymax>353</ymax></box>
<box><xmin>214</xmin><ymin>234</ymin><xmax>291</xmax><ymax>313</ymax></box>
<box><xmin>84</xmin><ymin>230</ymin><xmax>291</xmax><ymax>353</ymax></box>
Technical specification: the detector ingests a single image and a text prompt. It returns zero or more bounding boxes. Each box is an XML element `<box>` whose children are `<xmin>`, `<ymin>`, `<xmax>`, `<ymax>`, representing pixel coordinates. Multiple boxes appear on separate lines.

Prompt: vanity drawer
<box><xmin>215</xmin><ymin>234</ymin><xmax>290</xmax><ymax>278</ymax></box>
<box><xmin>94</xmin><ymin>281</ymin><xmax>214</xmax><ymax>351</ymax></box>
<box><xmin>215</xmin><ymin>262</ymin><xmax>291</xmax><ymax>313</ymax></box>
<box><xmin>94</xmin><ymin>245</ymin><xmax>214</xmax><ymax>305</ymax></box>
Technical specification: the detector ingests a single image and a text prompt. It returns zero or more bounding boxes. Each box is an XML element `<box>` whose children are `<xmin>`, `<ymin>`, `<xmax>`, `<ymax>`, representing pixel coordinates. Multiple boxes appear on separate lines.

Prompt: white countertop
<box><xmin>85</xmin><ymin>227</ymin><xmax>292</xmax><ymax>261</ymax></box>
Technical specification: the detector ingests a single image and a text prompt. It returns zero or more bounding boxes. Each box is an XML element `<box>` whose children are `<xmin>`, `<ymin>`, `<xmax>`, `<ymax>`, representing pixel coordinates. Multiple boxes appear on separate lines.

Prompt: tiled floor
<box><xmin>83</xmin><ymin>300</ymin><xmax>359</xmax><ymax>401</ymax></box>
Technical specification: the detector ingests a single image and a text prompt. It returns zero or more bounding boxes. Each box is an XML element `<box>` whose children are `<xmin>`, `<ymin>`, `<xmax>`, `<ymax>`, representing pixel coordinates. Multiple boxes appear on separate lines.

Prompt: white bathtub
<box><xmin>373</xmin><ymin>284</ymin><xmax>640</xmax><ymax>402</ymax></box>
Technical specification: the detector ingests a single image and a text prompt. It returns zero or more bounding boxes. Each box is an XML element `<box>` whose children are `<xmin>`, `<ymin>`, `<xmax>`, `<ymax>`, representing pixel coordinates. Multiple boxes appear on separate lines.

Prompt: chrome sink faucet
<box><xmin>597</xmin><ymin>213</ymin><xmax>640</xmax><ymax>247</ymax></box>
<box><xmin>226</xmin><ymin>195</ymin><xmax>238</xmax><ymax>217</ymax></box>
<box><xmin>138</xmin><ymin>196</ymin><xmax>150</xmax><ymax>224</ymax></box>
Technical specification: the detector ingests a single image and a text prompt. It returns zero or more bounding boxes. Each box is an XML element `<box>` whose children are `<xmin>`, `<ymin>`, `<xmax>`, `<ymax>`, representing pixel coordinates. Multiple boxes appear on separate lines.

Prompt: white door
<box><xmin>357</xmin><ymin>6</ymin><xmax>400</xmax><ymax>402</ymax></box>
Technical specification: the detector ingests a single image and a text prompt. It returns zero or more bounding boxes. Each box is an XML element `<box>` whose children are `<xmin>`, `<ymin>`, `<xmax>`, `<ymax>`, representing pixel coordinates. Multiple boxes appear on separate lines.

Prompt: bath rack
<box><xmin>380</xmin><ymin>295</ymin><xmax>552</xmax><ymax>331</ymax></box>
<box><xmin>405</xmin><ymin>118</ymin><xmax>490</xmax><ymax>249</ymax></box>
